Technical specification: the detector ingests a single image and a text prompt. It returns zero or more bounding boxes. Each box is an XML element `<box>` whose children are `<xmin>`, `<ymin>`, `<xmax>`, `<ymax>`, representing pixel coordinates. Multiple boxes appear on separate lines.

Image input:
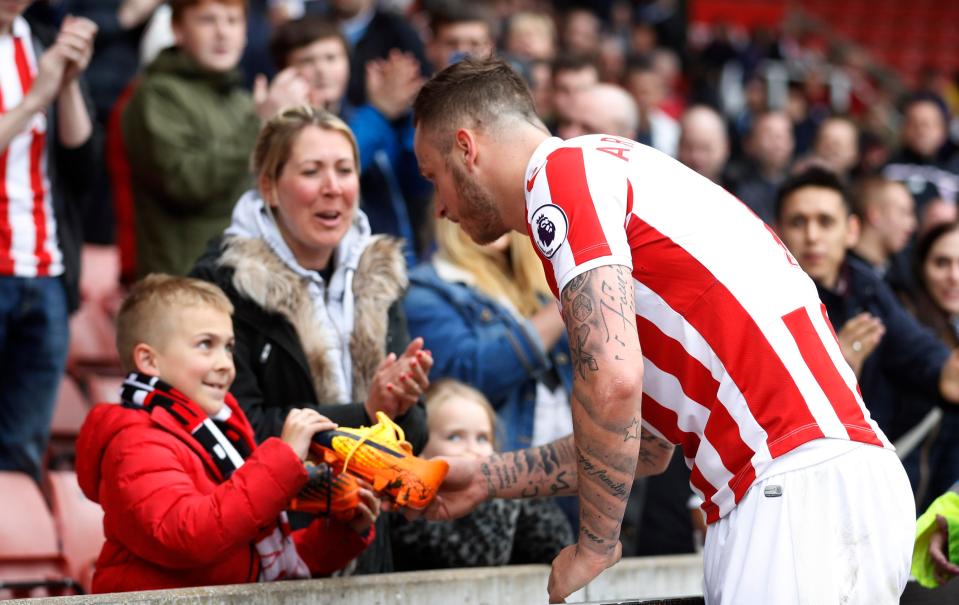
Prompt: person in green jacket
<box><xmin>122</xmin><ymin>0</ymin><xmax>308</xmax><ymax>276</ymax></box>
<box><xmin>914</xmin><ymin>480</ymin><xmax>959</xmax><ymax>588</ymax></box>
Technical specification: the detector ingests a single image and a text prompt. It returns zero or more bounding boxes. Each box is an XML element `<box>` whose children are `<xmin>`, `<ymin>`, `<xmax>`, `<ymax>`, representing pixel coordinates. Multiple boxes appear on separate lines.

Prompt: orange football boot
<box><xmin>310</xmin><ymin>412</ymin><xmax>449</xmax><ymax>509</ymax></box>
<box><xmin>289</xmin><ymin>460</ymin><xmax>361</xmax><ymax>521</ymax></box>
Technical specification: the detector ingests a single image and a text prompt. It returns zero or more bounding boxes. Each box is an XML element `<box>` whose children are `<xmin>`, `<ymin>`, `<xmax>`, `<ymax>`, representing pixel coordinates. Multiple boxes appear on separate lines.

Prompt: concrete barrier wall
<box><xmin>14</xmin><ymin>555</ymin><xmax>704</xmax><ymax>605</ymax></box>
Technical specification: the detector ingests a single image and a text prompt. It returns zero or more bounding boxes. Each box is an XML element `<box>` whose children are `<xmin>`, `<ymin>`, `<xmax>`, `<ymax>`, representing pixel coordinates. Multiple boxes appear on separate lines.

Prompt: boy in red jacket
<box><xmin>76</xmin><ymin>274</ymin><xmax>376</xmax><ymax>593</ymax></box>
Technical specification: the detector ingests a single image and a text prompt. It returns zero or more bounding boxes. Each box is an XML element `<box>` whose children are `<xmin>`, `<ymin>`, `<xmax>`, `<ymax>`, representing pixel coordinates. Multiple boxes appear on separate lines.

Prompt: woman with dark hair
<box><xmin>902</xmin><ymin>221</ymin><xmax>959</xmax><ymax>509</ymax></box>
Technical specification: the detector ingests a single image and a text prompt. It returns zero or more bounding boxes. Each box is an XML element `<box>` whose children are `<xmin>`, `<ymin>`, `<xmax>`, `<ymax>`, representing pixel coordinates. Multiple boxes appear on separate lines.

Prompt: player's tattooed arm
<box><xmin>559</xmin><ymin>264</ymin><xmax>645</xmax><ymax>556</ymax></box>
<box><xmin>636</xmin><ymin>427</ymin><xmax>674</xmax><ymax>476</ymax></box>
<box><xmin>478</xmin><ymin>438</ymin><xmax>578</xmax><ymax>499</ymax></box>
<box><xmin>476</xmin><ymin>426</ymin><xmax>672</xmax><ymax>502</ymax></box>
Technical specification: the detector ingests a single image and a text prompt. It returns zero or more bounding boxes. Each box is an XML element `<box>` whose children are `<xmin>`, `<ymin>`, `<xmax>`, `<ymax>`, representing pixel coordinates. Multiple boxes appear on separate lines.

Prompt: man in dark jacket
<box><xmin>0</xmin><ymin>10</ymin><xmax>98</xmax><ymax>480</ymax></box>
<box><xmin>776</xmin><ymin>167</ymin><xmax>959</xmax><ymax>440</ymax></box>
<box><xmin>883</xmin><ymin>92</ymin><xmax>959</xmax><ymax>222</ymax></box>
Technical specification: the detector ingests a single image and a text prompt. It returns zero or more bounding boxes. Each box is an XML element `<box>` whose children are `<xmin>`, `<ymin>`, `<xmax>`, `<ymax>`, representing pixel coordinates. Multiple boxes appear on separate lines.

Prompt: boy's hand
<box><xmin>348</xmin><ymin>486</ymin><xmax>381</xmax><ymax>535</ymax></box>
<box><xmin>281</xmin><ymin>408</ymin><xmax>337</xmax><ymax>461</ymax></box>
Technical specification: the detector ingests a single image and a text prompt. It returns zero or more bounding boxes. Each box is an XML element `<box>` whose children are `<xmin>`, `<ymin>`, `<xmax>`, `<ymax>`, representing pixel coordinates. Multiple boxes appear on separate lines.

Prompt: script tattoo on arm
<box><xmin>478</xmin><ymin>437</ymin><xmax>578</xmax><ymax>500</ymax></box>
<box><xmin>559</xmin><ymin>264</ymin><xmax>645</xmax><ymax>556</ymax></box>
<box><xmin>635</xmin><ymin>427</ymin><xmax>675</xmax><ymax>477</ymax></box>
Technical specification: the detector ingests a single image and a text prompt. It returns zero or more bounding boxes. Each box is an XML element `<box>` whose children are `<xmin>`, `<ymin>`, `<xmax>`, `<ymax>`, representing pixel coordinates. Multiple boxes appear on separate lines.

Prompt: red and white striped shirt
<box><xmin>525</xmin><ymin>135</ymin><xmax>890</xmax><ymax>523</ymax></box>
<box><xmin>0</xmin><ymin>17</ymin><xmax>61</xmax><ymax>278</ymax></box>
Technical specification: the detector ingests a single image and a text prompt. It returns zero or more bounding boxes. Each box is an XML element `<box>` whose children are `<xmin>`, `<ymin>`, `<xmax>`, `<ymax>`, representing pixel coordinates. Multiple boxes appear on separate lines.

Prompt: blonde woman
<box><xmin>191</xmin><ymin>106</ymin><xmax>431</xmax><ymax>573</ymax></box>
<box><xmin>403</xmin><ymin>217</ymin><xmax>572</xmax><ymax>452</ymax></box>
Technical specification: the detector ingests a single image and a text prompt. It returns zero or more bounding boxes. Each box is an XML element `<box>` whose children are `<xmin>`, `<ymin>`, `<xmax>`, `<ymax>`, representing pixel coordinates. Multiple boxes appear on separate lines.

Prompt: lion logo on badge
<box><xmin>537</xmin><ymin>214</ymin><xmax>556</xmax><ymax>247</ymax></box>
<box><xmin>530</xmin><ymin>204</ymin><xmax>568</xmax><ymax>258</ymax></box>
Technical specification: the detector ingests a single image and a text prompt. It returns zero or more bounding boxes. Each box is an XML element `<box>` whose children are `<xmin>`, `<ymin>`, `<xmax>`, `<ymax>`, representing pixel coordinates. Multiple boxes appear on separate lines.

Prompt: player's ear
<box><xmin>455</xmin><ymin>128</ymin><xmax>478</xmax><ymax>171</ymax></box>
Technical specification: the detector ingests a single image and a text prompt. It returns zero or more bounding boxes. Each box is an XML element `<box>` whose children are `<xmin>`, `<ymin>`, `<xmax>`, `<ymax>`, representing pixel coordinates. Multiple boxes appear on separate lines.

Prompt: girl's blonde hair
<box><xmin>251</xmin><ymin>105</ymin><xmax>359</xmax><ymax>194</ymax></box>
<box><xmin>424</xmin><ymin>379</ymin><xmax>499</xmax><ymax>450</ymax></box>
<box><xmin>435</xmin><ymin>218</ymin><xmax>551</xmax><ymax>318</ymax></box>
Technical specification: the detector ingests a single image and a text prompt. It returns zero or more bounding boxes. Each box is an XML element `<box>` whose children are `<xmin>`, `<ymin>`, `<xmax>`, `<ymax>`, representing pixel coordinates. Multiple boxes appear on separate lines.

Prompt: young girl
<box><xmin>389</xmin><ymin>380</ymin><xmax>573</xmax><ymax>569</ymax></box>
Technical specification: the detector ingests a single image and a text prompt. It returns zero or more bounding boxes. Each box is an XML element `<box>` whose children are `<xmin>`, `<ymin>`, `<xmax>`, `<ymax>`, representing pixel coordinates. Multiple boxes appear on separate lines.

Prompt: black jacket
<box><xmin>190</xmin><ymin>235</ymin><xmax>426</xmax><ymax>448</ymax></box>
<box><xmin>817</xmin><ymin>255</ymin><xmax>950</xmax><ymax>440</ymax></box>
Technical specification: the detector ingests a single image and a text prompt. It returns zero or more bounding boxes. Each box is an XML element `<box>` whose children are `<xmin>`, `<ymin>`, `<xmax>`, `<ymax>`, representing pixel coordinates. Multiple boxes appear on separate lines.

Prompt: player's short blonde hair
<box><xmin>116</xmin><ymin>274</ymin><xmax>233</xmax><ymax>372</ymax></box>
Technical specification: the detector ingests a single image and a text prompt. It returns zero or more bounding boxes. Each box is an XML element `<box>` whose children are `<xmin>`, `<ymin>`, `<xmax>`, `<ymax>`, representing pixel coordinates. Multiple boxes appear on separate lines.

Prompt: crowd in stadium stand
<box><xmin>3</xmin><ymin>0</ymin><xmax>959</xmax><ymax>596</ymax></box>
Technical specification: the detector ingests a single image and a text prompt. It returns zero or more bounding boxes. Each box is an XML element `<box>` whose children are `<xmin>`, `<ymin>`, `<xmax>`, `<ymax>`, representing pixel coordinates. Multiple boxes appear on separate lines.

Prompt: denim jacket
<box><xmin>404</xmin><ymin>260</ymin><xmax>573</xmax><ymax>451</ymax></box>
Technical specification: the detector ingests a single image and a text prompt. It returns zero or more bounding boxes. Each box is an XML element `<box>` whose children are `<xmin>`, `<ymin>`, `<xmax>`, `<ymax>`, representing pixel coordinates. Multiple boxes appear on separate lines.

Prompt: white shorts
<box><xmin>703</xmin><ymin>443</ymin><xmax>915</xmax><ymax>605</ymax></box>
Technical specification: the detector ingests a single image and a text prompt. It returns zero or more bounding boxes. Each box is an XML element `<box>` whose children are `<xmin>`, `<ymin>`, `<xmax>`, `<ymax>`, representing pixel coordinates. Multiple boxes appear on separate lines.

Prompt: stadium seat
<box><xmin>84</xmin><ymin>373</ymin><xmax>125</xmax><ymax>406</ymax></box>
<box><xmin>50</xmin><ymin>375</ymin><xmax>89</xmax><ymax>441</ymax></box>
<box><xmin>0</xmin><ymin>472</ymin><xmax>71</xmax><ymax>598</ymax></box>
<box><xmin>79</xmin><ymin>245</ymin><xmax>122</xmax><ymax>312</ymax></box>
<box><xmin>67</xmin><ymin>300</ymin><xmax>121</xmax><ymax>372</ymax></box>
<box><xmin>47</xmin><ymin>375</ymin><xmax>91</xmax><ymax>468</ymax></box>
<box><xmin>45</xmin><ymin>471</ymin><xmax>105</xmax><ymax>594</ymax></box>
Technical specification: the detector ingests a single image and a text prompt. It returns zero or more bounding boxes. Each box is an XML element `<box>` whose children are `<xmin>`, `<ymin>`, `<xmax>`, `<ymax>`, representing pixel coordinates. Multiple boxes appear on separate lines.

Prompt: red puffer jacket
<box><xmin>75</xmin><ymin>396</ymin><xmax>372</xmax><ymax>593</ymax></box>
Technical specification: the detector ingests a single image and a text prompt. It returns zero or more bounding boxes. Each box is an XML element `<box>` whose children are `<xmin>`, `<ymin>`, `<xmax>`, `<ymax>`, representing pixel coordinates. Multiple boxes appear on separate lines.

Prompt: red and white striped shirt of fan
<box><xmin>0</xmin><ymin>17</ymin><xmax>62</xmax><ymax>278</ymax></box>
<box><xmin>525</xmin><ymin>135</ymin><xmax>890</xmax><ymax>524</ymax></box>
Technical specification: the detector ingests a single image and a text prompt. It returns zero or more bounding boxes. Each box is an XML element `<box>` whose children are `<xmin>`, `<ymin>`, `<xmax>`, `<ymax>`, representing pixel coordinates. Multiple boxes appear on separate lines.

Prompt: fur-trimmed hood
<box><xmin>218</xmin><ymin>191</ymin><xmax>407</xmax><ymax>404</ymax></box>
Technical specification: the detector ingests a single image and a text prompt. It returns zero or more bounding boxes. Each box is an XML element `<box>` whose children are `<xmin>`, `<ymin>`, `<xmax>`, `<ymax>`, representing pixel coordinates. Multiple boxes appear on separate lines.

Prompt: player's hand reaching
<box><xmin>417</xmin><ymin>455</ymin><xmax>488</xmax><ymax>521</ymax></box>
<box><xmin>547</xmin><ymin>541</ymin><xmax>622</xmax><ymax>603</ymax></box>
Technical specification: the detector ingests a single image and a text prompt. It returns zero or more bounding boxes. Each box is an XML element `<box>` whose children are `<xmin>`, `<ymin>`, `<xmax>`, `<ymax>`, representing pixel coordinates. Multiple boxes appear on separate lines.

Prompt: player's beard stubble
<box><xmin>449</xmin><ymin>159</ymin><xmax>509</xmax><ymax>245</ymax></box>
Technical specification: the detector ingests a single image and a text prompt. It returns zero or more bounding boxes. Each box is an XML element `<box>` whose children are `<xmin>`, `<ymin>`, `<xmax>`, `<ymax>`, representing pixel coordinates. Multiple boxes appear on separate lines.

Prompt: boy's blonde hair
<box><xmin>116</xmin><ymin>274</ymin><xmax>234</xmax><ymax>373</ymax></box>
<box><xmin>424</xmin><ymin>379</ymin><xmax>499</xmax><ymax>450</ymax></box>
<box><xmin>435</xmin><ymin>218</ymin><xmax>551</xmax><ymax>318</ymax></box>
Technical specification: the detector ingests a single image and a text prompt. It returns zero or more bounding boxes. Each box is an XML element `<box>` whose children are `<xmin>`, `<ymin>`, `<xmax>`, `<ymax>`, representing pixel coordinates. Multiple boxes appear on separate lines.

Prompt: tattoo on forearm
<box><xmin>581</xmin><ymin>525</ymin><xmax>606</xmax><ymax>545</ymax></box>
<box><xmin>549</xmin><ymin>470</ymin><xmax>571</xmax><ymax>495</ymax></box>
<box><xmin>567</xmin><ymin>273</ymin><xmax>588</xmax><ymax>292</ymax></box>
<box><xmin>484</xmin><ymin>440</ymin><xmax>578</xmax><ymax>499</ymax></box>
<box><xmin>571</xmin><ymin>293</ymin><xmax>593</xmax><ymax>322</ymax></box>
<box><xmin>481</xmin><ymin>463</ymin><xmax>495</xmax><ymax>498</ymax></box>
<box><xmin>636</xmin><ymin>428</ymin><xmax>674</xmax><ymax>471</ymax></box>
<box><xmin>539</xmin><ymin>444</ymin><xmax>559</xmax><ymax>474</ymax></box>
<box><xmin>577</xmin><ymin>447</ymin><xmax>629</xmax><ymax>500</ymax></box>
<box><xmin>572</xmin><ymin>324</ymin><xmax>599</xmax><ymax>380</ymax></box>
<box><xmin>623</xmin><ymin>417</ymin><xmax>641</xmax><ymax>441</ymax></box>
